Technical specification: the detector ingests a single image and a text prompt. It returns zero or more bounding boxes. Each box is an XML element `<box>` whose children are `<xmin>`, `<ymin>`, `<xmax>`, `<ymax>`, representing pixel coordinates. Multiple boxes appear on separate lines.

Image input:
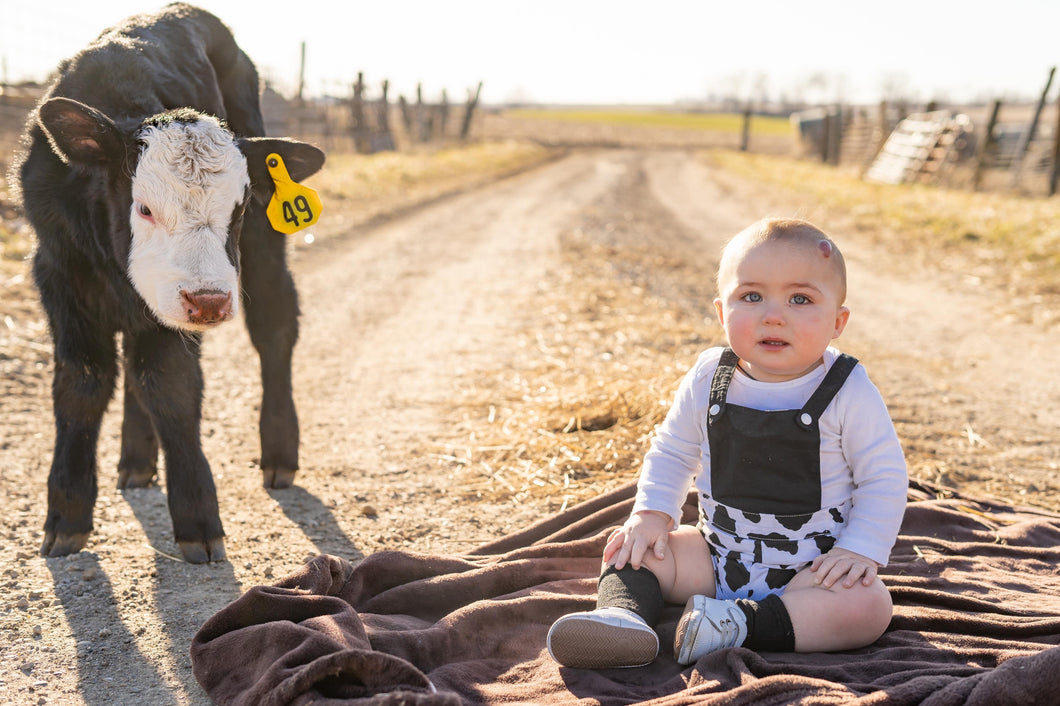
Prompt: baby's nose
<box><xmin>762</xmin><ymin>302</ymin><xmax>786</xmax><ymax>323</ymax></box>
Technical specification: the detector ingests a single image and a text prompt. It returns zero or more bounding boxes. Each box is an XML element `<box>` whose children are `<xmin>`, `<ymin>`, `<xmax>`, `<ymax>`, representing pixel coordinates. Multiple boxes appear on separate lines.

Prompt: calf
<box><xmin>16</xmin><ymin>3</ymin><xmax>324</xmax><ymax>562</ymax></box>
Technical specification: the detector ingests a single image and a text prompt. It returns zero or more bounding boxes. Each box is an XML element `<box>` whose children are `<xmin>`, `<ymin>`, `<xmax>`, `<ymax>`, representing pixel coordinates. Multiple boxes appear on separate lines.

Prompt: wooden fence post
<box><xmin>378</xmin><ymin>80</ymin><xmax>391</xmax><ymax>133</ymax></box>
<box><xmin>460</xmin><ymin>81</ymin><xmax>483</xmax><ymax>140</ymax></box>
<box><xmin>1010</xmin><ymin>66</ymin><xmax>1055</xmax><ymax>188</ymax></box>
<box><xmin>398</xmin><ymin>95</ymin><xmax>413</xmax><ymax>136</ymax></box>
<box><xmin>378</xmin><ymin>80</ymin><xmax>395</xmax><ymax>149</ymax></box>
<box><xmin>740</xmin><ymin>105</ymin><xmax>751</xmax><ymax>152</ymax></box>
<box><xmin>1051</xmin><ymin>91</ymin><xmax>1060</xmax><ymax>196</ymax></box>
<box><xmin>350</xmin><ymin>72</ymin><xmax>370</xmax><ymax>153</ymax></box>
<box><xmin>416</xmin><ymin>83</ymin><xmax>432</xmax><ymax>142</ymax></box>
<box><xmin>439</xmin><ymin>89</ymin><xmax>449</xmax><ymax>140</ymax></box>
<box><xmin>828</xmin><ymin>106</ymin><xmax>842</xmax><ymax>165</ymax></box>
<box><xmin>372</xmin><ymin>79</ymin><xmax>395</xmax><ymax>152</ymax></box>
<box><xmin>297</xmin><ymin>41</ymin><xmax>306</xmax><ymax>107</ymax></box>
<box><xmin>973</xmin><ymin>99</ymin><xmax>1002</xmax><ymax>191</ymax></box>
<box><xmin>294</xmin><ymin>41</ymin><xmax>307</xmax><ymax>136</ymax></box>
<box><xmin>819</xmin><ymin>110</ymin><xmax>832</xmax><ymax>163</ymax></box>
<box><xmin>818</xmin><ymin>107</ymin><xmax>842</xmax><ymax>165</ymax></box>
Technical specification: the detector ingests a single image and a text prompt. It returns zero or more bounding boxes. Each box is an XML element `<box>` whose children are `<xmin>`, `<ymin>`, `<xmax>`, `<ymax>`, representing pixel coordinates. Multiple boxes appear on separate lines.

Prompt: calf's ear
<box><xmin>37</xmin><ymin>97</ymin><xmax>125</xmax><ymax>166</ymax></box>
<box><xmin>240</xmin><ymin>138</ymin><xmax>325</xmax><ymax>200</ymax></box>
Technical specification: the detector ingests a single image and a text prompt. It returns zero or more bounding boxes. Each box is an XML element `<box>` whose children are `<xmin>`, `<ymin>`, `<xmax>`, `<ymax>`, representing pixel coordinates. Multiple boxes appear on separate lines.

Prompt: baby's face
<box><xmin>713</xmin><ymin>240</ymin><xmax>849</xmax><ymax>382</ymax></box>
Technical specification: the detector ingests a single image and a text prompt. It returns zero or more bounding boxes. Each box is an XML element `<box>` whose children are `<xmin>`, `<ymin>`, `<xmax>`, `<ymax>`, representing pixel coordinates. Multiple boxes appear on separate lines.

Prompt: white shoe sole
<box><xmin>548</xmin><ymin>612</ymin><xmax>659</xmax><ymax>669</ymax></box>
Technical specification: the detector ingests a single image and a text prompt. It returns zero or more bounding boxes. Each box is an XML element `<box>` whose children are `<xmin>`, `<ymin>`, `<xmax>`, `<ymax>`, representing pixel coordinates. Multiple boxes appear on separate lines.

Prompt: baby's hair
<box><xmin>716</xmin><ymin>218</ymin><xmax>847</xmax><ymax>302</ymax></box>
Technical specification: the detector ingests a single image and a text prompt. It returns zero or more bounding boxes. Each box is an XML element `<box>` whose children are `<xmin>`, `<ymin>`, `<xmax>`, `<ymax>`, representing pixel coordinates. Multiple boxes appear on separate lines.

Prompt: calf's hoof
<box><xmin>40</xmin><ymin>531</ymin><xmax>90</xmax><ymax>557</ymax></box>
<box><xmin>177</xmin><ymin>537</ymin><xmax>226</xmax><ymax>563</ymax></box>
<box><xmin>263</xmin><ymin>468</ymin><xmax>297</xmax><ymax>489</ymax></box>
<box><xmin>117</xmin><ymin>465</ymin><xmax>157</xmax><ymax>488</ymax></box>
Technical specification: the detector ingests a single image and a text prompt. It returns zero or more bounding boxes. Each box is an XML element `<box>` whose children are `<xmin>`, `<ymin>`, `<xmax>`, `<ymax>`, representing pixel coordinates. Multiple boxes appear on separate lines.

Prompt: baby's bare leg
<box><xmin>781</xmin><ymin>566</ymin><xmax>893</xmax><ymax>652</ymax></box>
<box><xmin>638</xmin><ymin>526</ymin><xmax>718</xmax><ymax>604</ymax></box>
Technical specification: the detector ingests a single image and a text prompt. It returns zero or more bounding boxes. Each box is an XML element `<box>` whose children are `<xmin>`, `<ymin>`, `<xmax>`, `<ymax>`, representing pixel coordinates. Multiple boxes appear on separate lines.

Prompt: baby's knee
<box><xmin>852</xmin><ymin>579</ymin><xmax>893</xmax><ymax>640</ymax></box>
<box><xmin>635</xmin><ymin>543</ymin><xmax>676</xmax><ymax>595</ymax></box>
<box><xmin>642</xmin><ymin>526</ymin><xmax>716</xmax><ymax>603</ymax></box>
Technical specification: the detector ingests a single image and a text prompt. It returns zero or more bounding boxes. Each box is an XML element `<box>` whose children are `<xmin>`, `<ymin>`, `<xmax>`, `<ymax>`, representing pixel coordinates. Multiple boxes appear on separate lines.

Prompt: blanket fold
<box><xmin>191</xmin><ymin>482</ymin><xmax>1060</xmax><ymax>705</ymax></box>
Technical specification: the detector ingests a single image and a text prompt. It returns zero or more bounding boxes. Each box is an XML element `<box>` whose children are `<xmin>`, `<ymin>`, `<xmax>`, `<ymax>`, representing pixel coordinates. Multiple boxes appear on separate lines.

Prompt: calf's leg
<box><xmin>240</xmin><ymin>205</ymin><xmax>300</xmax><ymax>489</ymax></box>
<box><xmin>41</xmin><ymin>319</ymin><xmax>118</xmax><ymax>557</ymax></box>
<box><xmin>117</xmin><ymin>367</ymin><xmax>159</xmax><ymax>488</ymax></box>
<box><xmin>124</xmin><ymin>330</ymin><xmax>225</xmax><ymax>563</ymax></box>
<box><xmin>42</xmin><ymin>360</ymin><xmax>117</xmax><ymax>556</ymax></box>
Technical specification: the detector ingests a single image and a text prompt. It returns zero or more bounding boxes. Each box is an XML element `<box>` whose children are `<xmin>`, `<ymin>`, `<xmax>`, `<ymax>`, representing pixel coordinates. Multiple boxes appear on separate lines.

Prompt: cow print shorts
<box><xmin>699</xmin><ymin>499</ymin><xmax>847</xmax><ymax>601</ymax></box>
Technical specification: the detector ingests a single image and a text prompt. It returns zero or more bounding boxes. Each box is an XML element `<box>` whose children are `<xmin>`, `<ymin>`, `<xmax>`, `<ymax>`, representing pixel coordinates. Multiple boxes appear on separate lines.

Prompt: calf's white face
<box><xmin>127</xmin><ymin>115</ymin><xmax>248</xmax><ymax>332</ymax></box>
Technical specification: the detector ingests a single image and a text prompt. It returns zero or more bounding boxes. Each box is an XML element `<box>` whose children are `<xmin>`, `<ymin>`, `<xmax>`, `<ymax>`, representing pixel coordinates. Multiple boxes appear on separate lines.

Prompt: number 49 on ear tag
<box><xmin>265</xmin><ymin>153</ymin><xmax>322</xmax><ymax>234</ymax></box>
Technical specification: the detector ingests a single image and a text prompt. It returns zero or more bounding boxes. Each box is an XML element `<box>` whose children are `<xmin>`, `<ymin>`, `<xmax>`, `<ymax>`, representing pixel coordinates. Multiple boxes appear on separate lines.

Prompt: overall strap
<box><xmin>707</xmin><ymin>347</ymin><xmax>739</xmax><ymax>425</ymax></box>
<box><xmin>795</xmin><ymin>353</ymin><xmax>859</xmax><ymax>430</ymax></box>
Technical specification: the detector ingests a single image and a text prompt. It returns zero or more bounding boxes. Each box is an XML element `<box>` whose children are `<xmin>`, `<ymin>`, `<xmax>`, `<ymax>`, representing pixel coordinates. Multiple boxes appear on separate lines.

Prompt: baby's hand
<box><xmin>603</xmin><ymin>510</ymin><xmax>672</xmax><ymax>571</ymax></box>
<box><xmin>810</xmin><ymin>547</ymin><xmax>879</xmax><ymax>588</ymax></box>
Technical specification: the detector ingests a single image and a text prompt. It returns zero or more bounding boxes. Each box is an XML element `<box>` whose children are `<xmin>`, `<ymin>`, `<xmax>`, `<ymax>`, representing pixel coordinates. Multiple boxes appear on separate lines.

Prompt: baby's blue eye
<box><xmin>791</xmin><ymin>294</ymin><xmax>810</xmax><ymax>305</ymax></box>
<box><xmin>742</xmin><ymin>292</ymin><xmax>762</xmax><ymax>303</ymax></box>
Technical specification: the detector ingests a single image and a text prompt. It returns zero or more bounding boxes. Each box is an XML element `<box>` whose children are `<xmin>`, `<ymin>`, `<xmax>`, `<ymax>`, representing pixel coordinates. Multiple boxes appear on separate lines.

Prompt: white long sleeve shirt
<box><xmin>632</xmin><ymin>347</ymin><xmax>908</xmax><ymax>567</ymax></box>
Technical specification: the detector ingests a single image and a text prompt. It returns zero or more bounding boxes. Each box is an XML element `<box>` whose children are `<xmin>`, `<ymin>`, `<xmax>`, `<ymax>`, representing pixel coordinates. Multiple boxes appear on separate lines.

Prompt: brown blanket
<box><xmin>191</xmin><ymin>481</ymin><xmax>1060</xmax><ymax>705</ymax></box>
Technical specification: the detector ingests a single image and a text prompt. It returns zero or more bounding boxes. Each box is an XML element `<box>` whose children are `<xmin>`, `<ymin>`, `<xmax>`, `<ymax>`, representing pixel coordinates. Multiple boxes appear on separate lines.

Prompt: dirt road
<box><xmin>2</xmin><ymin>148</ymin><xmax>1058</xmax><ymax>705</ymax></box>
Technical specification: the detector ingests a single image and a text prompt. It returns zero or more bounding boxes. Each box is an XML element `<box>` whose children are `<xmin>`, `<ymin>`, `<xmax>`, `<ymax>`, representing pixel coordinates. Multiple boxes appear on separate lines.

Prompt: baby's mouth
<box><xmin>759</xmin><ymin>339</ymin><xmax>788</xmax><ymax>347</ymax></box>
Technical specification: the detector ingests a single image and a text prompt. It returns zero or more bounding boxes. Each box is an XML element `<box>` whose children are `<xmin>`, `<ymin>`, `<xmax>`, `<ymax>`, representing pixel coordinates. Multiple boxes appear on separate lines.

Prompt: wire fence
<box><xmin>792</xmin><ymin>98</ymin><xmax>1060</xmax><ymax>197</ymax></box>
<box><xmin>5</xmin><ymin>80</ymin><xmax>1059</xmax><ymax>197</ymax></box>
<box><xmin>0</xmin><ymin>75</ymin><xmax>485</xmax><ymax>158</ymax></box>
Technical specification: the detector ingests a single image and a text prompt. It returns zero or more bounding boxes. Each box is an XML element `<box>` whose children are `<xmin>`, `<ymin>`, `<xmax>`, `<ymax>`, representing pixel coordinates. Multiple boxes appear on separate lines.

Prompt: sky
<box><xmin>2</xmin><ymin>0</ymin><xmax>1060</xmax><ymax>107</ymax></box>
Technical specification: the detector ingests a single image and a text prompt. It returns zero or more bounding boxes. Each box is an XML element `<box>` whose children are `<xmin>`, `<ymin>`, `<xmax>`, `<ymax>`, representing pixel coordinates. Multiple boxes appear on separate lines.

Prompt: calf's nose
<box><xmin>180</xmin><ymin>289</ymin><xmax>233</xmax><ymax>325</ymax></box>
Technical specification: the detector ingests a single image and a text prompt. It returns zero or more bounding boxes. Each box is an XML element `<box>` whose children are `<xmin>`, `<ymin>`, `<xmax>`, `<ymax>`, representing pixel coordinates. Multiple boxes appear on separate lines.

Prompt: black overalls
<box><xmin>700</xmin><ymin>347</ymin><xmax>859</xmax><ymax>600</ymax></box>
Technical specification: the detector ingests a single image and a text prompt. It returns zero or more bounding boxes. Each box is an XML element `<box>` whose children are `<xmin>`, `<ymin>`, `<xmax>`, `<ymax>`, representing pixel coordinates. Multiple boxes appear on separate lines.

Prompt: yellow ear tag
<box><xmin>264</xmin><ymin>153</ymin><xmax>322</xmax><ymax>234</ymax></box>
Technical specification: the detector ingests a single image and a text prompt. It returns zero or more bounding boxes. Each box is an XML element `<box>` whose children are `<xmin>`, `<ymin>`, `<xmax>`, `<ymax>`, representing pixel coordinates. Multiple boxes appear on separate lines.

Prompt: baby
<box><xmin>548</xmin><ymin>218</ymin><xmax>908</xmax><ymax>668</ymax></box>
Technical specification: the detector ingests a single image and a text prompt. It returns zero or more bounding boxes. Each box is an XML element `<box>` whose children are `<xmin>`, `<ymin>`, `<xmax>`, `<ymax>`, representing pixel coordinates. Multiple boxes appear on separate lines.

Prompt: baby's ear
<box><xmin>713</xmin><ymin>298</ymin><xmax>725</xmax><ymax>325</ymax></box>
<box><xmin>833</xmin><ymin>306</ymin><xmax>850</xmax><ymax>338</ymax></box>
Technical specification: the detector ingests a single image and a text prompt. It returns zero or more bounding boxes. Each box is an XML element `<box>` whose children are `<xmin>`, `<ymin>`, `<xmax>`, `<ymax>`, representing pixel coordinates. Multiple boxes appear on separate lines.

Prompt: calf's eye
<box><xmin>136</xmin><ymin>202</ymin><xmax>153</xmax><ymax>219</ymax></box>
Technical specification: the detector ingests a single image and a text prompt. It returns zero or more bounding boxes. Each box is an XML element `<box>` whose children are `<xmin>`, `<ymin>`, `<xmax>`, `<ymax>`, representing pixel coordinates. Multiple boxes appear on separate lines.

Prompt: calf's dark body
<box><xmin>17</xmin><ymin>3</ymin><xmax>324</xmax><ymax>562</ymax></box>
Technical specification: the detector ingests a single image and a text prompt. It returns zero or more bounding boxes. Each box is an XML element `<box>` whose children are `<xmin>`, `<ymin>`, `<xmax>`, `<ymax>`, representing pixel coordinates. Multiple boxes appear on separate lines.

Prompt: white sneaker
<box><xmin>673</xmin><ymin>595</ymin><xmax>748</xmax><ymax>665</ymax></box>
<box><xmin>547</xmin><ymin>607</ymin><xmax>659</xmax><ymax>668</ymax></box>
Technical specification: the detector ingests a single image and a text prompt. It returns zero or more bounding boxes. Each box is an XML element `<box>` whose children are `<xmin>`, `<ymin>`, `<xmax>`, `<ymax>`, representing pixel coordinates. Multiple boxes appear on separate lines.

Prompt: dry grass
<box><xmin>441</xmin><ymin>222</ymin><xmax>721</xmax><ymax>512</ymax></box>
<box><xmin>0</xmin><ymin>134</ymin><xmax>33</xmax><ymax>266</ymax></box>
<box><xmin>311</xmin><ymin>140</ymin><xmax>557</xmax><ymax>237</ymax></box>
<box><xmin>443</xmin><ymin>283</ymin><xmax>700</xmax><ymax>511</ymax></box>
